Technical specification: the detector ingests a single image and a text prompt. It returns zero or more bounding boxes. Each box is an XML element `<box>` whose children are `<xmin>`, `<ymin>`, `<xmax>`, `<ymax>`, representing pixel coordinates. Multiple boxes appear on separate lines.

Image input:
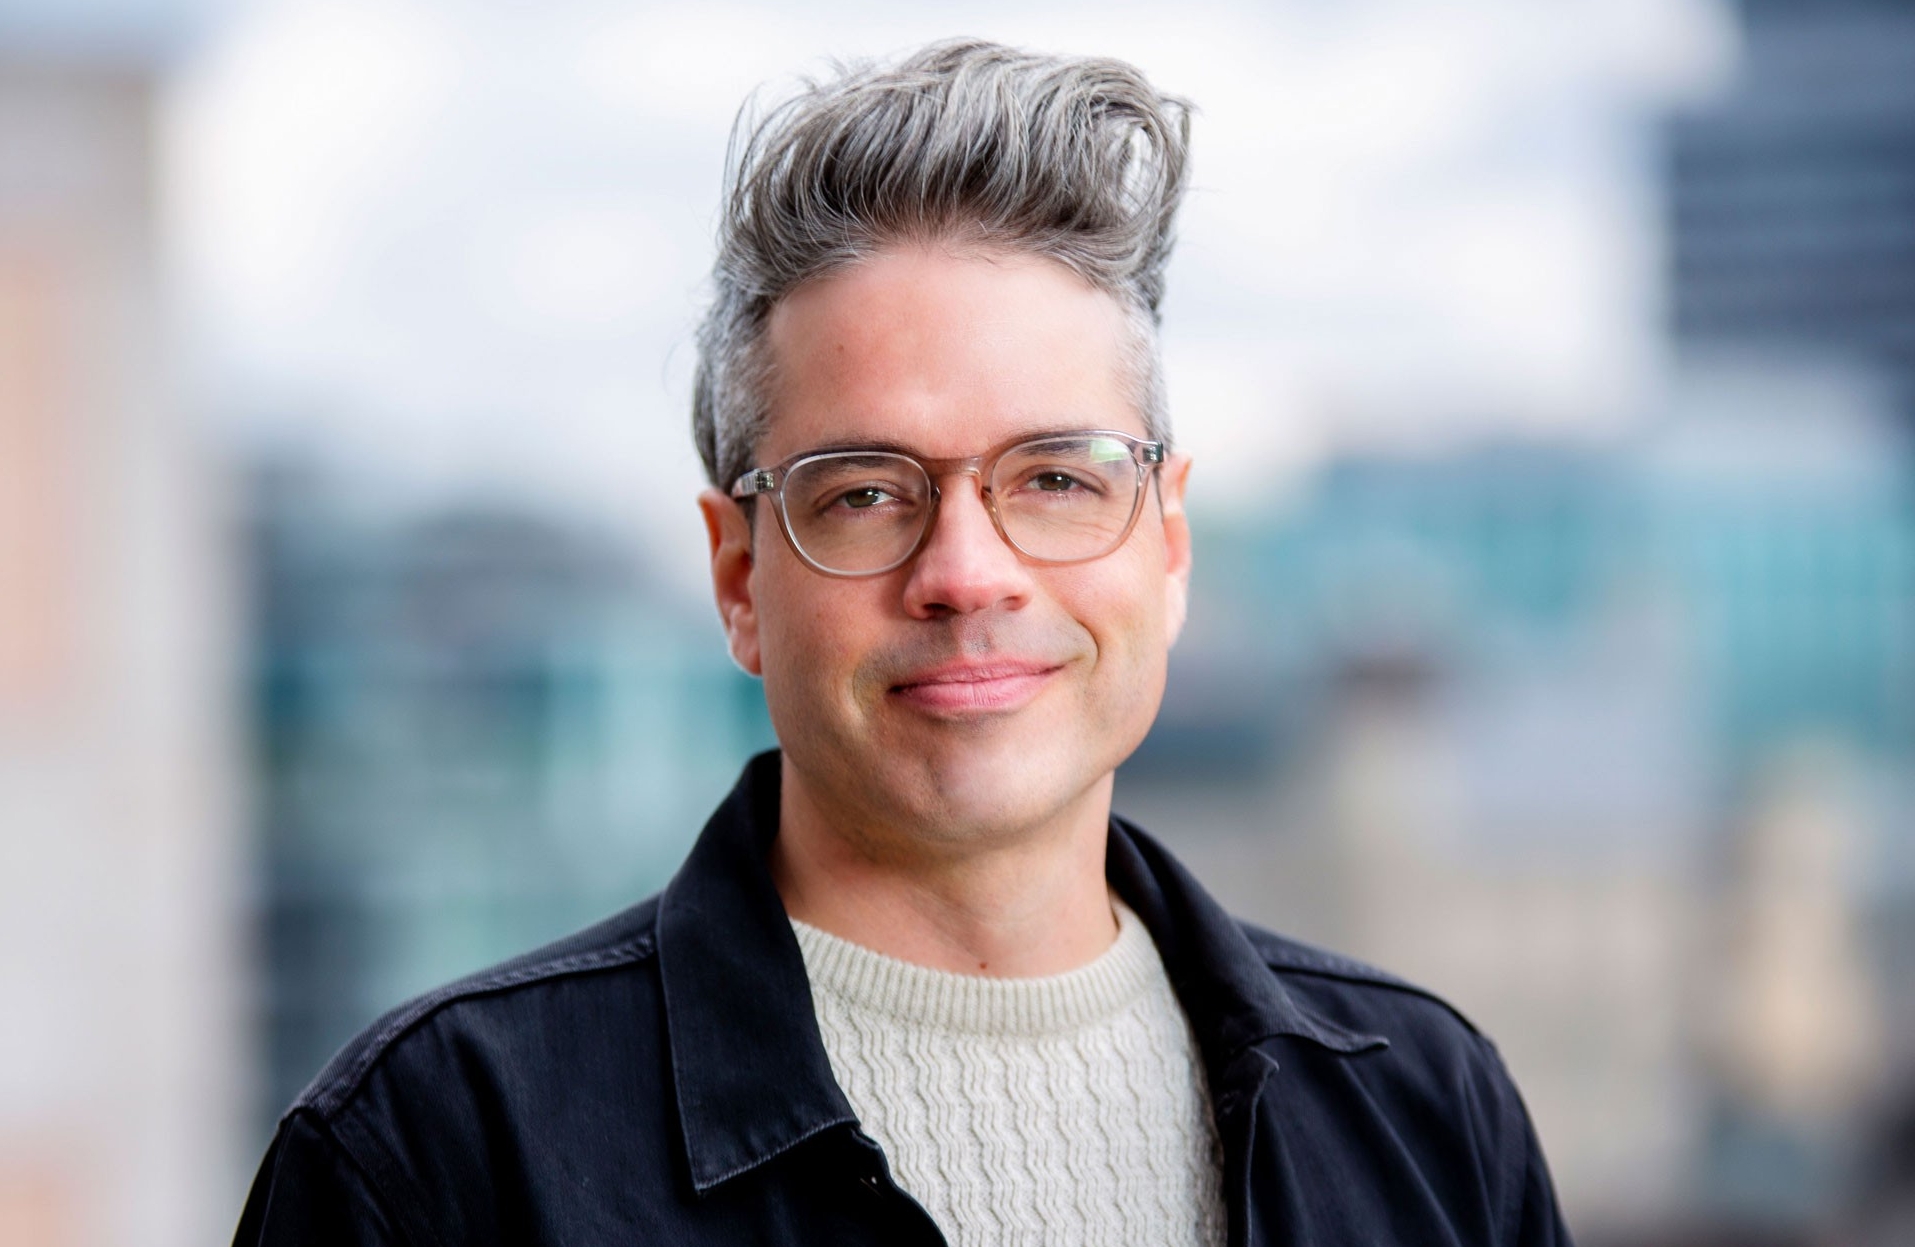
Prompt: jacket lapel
<box><xmin>656</xmin><ymin>751</ymin><xmax>857</xmax><ymax>1193</ymax></box>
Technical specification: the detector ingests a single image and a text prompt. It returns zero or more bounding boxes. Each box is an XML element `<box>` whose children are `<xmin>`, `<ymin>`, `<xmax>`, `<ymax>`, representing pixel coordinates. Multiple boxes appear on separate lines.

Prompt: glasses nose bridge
<box><xmin>917</xmin><ymin>452</ymin><xmax>1008</xmax><ymax>552</ymax></box>
<box><xmin>921</xmin><ymin>451</ymin><xmax>997</xmax><ymax>510</ymax></box>
<box><xmin>922</xmin><ymin>450</ymin><xmax>992</xmax><ymax>489</ymax></box>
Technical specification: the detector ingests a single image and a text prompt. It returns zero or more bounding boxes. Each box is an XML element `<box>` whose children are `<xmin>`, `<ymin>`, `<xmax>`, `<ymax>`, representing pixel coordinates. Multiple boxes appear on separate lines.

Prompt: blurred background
<box><xmin>2</xmin><ymin>0</ymin><xmax>1912</xmax><ymax>1243</ymax></box>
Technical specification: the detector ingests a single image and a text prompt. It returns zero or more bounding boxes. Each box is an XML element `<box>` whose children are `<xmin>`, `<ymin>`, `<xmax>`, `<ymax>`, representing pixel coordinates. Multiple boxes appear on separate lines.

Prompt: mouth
<box><xmin>888</xmin><ymin>660</ymin><xmax>1063</xmax><ymax>715</ymax></box>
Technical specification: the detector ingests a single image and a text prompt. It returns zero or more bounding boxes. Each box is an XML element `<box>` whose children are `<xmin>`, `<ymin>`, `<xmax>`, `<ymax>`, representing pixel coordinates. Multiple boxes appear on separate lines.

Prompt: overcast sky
<box><xmin>133</xmin><ymin>0</ymin><xmax>1738</xmax><ymax>590</ymax></box>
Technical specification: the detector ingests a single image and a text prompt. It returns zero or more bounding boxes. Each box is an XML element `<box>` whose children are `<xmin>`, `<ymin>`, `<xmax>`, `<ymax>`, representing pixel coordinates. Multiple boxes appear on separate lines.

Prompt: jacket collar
<box><xmin>1104</xmin><ymin>811</ymin><xmax>1389</xmax><ymax>1069</ymax></box>
<box><xmin>656</xmin><ymin>751</ymin><xmax>1384</xmax><ymax>1194</ymax></box>
<box><xmin>656</xmin><ymin>751</ymin><xmax>857</xmax><ymax>1193</ymax></box>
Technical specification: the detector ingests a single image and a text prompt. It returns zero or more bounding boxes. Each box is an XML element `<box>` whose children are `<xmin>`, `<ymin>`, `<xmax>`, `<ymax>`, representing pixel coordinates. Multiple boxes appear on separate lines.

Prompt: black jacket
<box><xmin>236</xmin><ymin>751</ymin><xmax>1574</xmax><ymax>1246</ymax></box>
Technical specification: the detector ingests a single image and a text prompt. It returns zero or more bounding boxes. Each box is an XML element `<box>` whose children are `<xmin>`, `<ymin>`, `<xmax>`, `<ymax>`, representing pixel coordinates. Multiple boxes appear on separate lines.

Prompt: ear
<box><xmin>1157</xmin><ymin>454</ymin><xmax>1193</xmax><ymax>647</ymax></box>
<box><xmin>698</xmin><ymin>488</ymin><xmax>763</xmax><ymax>676</ymax></box>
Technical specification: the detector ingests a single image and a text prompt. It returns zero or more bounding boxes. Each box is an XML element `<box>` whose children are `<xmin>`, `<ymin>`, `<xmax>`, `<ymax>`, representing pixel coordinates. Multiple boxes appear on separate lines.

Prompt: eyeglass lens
<box><xmin>780</xmin><ymin>434</ymin><xmax>1145</xmax><ymax>574</ymax></box>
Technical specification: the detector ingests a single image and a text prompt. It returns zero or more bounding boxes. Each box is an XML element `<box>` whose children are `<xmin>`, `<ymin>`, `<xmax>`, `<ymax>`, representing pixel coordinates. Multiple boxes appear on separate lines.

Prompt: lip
<box><xmin>888</xmin><ymin>659</ymin><xmax>1063</xmax><ymax>714</ymax></box>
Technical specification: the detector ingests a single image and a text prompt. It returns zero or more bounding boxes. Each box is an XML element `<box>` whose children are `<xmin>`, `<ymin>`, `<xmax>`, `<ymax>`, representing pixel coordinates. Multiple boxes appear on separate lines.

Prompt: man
<box><xmin>236</xmin><ymin>40</ymin><xmax>1572</xmax><ymax>1246</ymax></box>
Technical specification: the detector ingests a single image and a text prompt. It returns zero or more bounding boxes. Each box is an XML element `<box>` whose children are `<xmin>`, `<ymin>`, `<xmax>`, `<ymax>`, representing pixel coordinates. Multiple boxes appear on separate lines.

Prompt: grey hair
<box><xmin>692</xmin><ymin>39</ymin><xmax>1191</xmax><ymax>490</ymax></box>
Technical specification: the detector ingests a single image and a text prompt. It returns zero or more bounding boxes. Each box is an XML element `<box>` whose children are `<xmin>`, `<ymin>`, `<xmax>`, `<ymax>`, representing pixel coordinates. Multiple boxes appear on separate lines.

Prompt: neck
<box><xmin>769</xmin><ymin>758</ymin><xmax>1119</xmax><ymax>977</ymax></box>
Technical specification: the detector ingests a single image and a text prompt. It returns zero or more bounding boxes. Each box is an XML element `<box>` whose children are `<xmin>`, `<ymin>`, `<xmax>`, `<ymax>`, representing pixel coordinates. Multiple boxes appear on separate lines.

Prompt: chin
<box><xmin>891</xmin><ymin>732</ymin><xmax>1102</xmax><ymax>842</ymax></box>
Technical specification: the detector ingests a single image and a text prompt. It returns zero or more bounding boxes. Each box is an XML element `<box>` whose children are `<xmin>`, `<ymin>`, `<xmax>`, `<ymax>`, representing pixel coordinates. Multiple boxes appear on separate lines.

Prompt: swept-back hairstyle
<box><xmin>692</xmin><ymin>39</ymin><xmax>1192</xmax><ymax>489</ymax></box>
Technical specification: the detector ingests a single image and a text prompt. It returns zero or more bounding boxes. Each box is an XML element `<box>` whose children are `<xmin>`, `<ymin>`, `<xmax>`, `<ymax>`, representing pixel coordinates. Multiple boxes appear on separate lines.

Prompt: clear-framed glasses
<box><xmin>731</xmin><ymin>429</ymin><xmax>1167</xmax><ymax>578</ymax></box>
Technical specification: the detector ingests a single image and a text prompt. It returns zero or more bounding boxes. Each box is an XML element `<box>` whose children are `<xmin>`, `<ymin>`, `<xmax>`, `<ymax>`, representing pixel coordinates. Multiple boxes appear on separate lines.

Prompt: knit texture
<box><xmin>791</xmin><ymin>902</ymin><xmax>1227</xmax><ymax>1246</ymax></box>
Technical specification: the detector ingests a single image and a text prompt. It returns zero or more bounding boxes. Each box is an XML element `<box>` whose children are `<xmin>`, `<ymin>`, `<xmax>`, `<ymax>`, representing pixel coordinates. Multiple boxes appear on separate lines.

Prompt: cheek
<box><xmin>1054</xmin><ymin>559</ymin><xmax>1168</xmax><ymax>683</ymax></box>
<box><xmin>754</xmin><ymin>568</ymin><xmax>880</xmax><ymax>705</ymax></box>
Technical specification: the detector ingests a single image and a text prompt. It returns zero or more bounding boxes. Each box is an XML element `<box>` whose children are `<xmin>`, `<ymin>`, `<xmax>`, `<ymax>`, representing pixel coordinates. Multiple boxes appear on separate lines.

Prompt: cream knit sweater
<box><xmin>790</xmin><ymin>902</ymin><xmax>1227</xmax><ymax>1246</ymax></box>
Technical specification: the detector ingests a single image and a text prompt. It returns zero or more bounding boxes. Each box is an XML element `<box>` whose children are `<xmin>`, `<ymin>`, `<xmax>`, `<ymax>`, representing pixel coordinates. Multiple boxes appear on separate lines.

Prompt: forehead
<box><xmin>758</xmin><ymin>245</ymin><xmax>1141</xmax><ymax>460</ymax></box>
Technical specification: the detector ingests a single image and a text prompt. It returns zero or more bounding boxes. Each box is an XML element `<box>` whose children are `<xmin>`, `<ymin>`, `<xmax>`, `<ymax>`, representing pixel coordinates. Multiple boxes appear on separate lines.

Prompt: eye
<box><xmin>836</xmin><ymin>486</ymin><xmax>896</xmax><ymax>510</ymax></box>
<box><xmin>1010</xmin><ymin>464</ymin><xmax>1110</xmax><ymax>499</ymax></box>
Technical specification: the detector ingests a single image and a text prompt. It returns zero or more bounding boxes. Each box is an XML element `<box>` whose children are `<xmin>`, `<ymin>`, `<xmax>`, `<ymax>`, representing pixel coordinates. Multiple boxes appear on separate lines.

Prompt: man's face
<box><xmin>700</xmin><ymin>244</ymin><xmax>1192</xmax><ymax>850</ymax></box>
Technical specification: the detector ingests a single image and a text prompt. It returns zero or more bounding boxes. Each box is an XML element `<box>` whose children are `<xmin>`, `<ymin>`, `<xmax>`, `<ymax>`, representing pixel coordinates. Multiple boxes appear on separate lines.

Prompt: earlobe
<box><xmin>698</xmin><ymin>488</ymin><xmax>764</xmax><ymax>676</ymax></box>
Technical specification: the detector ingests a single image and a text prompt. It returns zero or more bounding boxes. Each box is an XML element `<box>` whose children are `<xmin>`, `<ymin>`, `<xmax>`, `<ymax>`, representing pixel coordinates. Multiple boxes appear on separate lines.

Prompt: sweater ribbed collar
<box><xmin>790</xmin><ymin>902</ymin><xmax>1162</xmax><ymax>1038</ymax></box>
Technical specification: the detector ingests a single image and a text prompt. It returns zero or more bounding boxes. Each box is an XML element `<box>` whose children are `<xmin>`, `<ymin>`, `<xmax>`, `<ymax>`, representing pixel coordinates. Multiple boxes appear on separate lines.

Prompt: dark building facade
<box><xmin>1667</xmin><ymin>0</ymin><xmax>1915</xmax><ymax>416</ymax></box>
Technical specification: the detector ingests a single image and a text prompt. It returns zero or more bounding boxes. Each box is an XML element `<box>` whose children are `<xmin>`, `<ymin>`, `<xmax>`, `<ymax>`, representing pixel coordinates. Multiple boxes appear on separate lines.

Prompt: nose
<box><xmin>899</xmin><ymin>472</ymin><xmax>1034</xmax><ymax>619</ymax></box>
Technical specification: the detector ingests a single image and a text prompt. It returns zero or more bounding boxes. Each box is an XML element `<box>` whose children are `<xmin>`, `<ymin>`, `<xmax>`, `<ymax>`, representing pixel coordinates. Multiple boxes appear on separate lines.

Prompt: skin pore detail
<box><xmin>698</xmin><ymin>242</ymin><xmax>1192</xmax><ymax>978</ymax></box>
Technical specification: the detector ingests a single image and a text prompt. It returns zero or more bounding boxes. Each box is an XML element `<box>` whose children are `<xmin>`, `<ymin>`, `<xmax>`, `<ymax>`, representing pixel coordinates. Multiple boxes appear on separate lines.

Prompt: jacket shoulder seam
<box><xmin>1262</xmin><ymin>959</ymin><xmax>1485</xmax><ymax>1036</ymax></box>
<box><xmin>1240</xmin><ymin>923</ymin><xmax>1487</xmax><ymax>1037</ymax></box>
<box><xmin>303</xmin><ymin>930</ymin><xmax>659</xmax><ymax>1118</ymax></box>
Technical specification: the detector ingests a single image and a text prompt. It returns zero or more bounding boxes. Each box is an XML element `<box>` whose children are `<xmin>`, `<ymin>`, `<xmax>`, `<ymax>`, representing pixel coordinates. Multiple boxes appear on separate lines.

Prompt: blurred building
<box><xmin>1667</xmin><ymin>0</ymin><xmax>1915</xmax><ymax>419</ymax></box>
<box><xmin>0</xmin><ymin>53</ymin><xmax>245</xmax><ymax>1247</ymax></box>
<box><xmin>1665</xmin><ymin>0</ymin><xmax>1915</xmax><ymax>1230</ymax></box>
<box><xmin>245</xmin><ymin>463</ymin><xmax>774</xmax><ymax>1125</ymax></box>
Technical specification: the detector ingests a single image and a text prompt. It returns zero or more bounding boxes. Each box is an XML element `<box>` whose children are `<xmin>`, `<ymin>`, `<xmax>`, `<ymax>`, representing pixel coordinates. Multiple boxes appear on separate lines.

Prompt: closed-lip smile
<box><xmin>889</xmin><ymin>659</ymin><xmax>1063</xmax><ymax>714</ymax></box>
